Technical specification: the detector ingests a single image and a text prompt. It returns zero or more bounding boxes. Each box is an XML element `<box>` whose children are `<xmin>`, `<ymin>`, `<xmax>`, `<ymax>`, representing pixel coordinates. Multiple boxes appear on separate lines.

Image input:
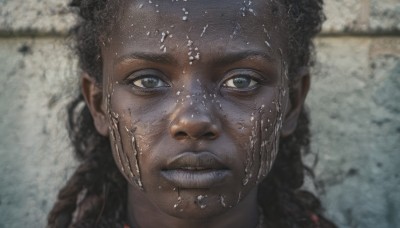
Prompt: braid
<box><xmin>48</xmin><ymin>94</ymin><xmax>127</xmax><ymax>227</ymax></box>
<box><xmin>259</xmin><ymin>109</ymin><xmax>316</xmax><ymax>227</ymax></box>
<box><xmin>48</xmin><ymin>1</ymin><xmax>127</xmax><ymax>227</ymax></box>
<box><xmin>257</xmin><ymin>1</ymin><xmax>335</xmax><ymax>227</ymax></box>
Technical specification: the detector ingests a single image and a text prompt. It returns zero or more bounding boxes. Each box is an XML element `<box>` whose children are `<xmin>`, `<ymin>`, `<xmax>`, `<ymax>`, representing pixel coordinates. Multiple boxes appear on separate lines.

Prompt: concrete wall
<box><xmin>0</xmin><ymin>1</ymin><xmax>399</xmax><ymax>227</ymax></box>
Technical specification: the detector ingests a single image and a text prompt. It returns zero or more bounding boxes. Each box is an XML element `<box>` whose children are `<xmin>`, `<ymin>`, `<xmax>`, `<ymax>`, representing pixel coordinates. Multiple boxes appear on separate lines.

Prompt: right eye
<box><xmin>132</xmin><ymin>76</ymin><xmax>167</xmax><ymax>88</ymax></box>
<box><xmin>125</xmin><ymin>69</ymin><xmax>169</xmax><ymax>89</ymax></box>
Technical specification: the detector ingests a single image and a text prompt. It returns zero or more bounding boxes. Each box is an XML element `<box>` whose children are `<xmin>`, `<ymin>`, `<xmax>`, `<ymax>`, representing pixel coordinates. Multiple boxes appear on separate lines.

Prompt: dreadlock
<box><xmin>48</xmin><ymin>0</ymin><xmax>335</xmax><ymax>227</ymax></box>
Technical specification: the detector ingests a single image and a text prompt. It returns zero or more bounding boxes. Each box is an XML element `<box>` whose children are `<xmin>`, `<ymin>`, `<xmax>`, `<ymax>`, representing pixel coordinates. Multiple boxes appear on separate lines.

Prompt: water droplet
<box><xmin>200</xmin><ymin>24</ymin><xmax>209</xmax><ymax>37</ymax></box>
<box><xmin>197</xmin><ymin>195</ymin><xmax>207</xmax><ymax>209</ymax></box>
<box><xmin>220</xmin><ymin>195</ymin><xmax>227</xmax><ymax>207</ymax></box>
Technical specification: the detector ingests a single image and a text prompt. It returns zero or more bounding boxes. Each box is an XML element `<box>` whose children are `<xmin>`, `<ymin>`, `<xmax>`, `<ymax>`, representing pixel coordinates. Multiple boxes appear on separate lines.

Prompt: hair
<box><xmin>48</xmin><ymin>0</ymin><xmax>336</xmax><ymax>227</ymax></box>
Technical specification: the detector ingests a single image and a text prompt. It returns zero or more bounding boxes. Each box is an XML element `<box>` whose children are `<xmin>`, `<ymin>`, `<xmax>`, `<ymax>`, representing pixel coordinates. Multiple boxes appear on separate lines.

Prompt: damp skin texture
<box><xmin>92</xmin><ymin>0</ymin><xmax>295</xmax><ymax>227</ymax></box>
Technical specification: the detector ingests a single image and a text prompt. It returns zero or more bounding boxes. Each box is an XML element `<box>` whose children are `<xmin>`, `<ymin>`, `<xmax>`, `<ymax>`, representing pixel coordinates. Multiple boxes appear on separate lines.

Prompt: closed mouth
<box><xmin>161</xmin><ymin>152</ymin><xmax>230</xmax><ymax>188</ymax></box>
<box><xmin>179</xmin><ymin>166</ymin><xmax>215</xmax><ymax>171</ymax></box>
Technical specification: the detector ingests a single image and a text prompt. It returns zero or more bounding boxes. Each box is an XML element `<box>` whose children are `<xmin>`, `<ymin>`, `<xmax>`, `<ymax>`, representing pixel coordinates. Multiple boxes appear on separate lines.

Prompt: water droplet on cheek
<box><xmin>237</xmin><ymin>192</ymin><xmax>242</xmax><ymax>205</ymax></box>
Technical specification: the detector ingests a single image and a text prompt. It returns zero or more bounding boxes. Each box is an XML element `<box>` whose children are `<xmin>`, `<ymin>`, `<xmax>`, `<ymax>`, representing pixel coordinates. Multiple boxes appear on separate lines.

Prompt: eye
<box><xmin>124</xmin><ymin>69</ymin><xmax>169</xmax><ymax>90</ymax></box>
<box><xmin>133</xmin><ymin>76</ymin><xmax>167</xmax><ymax>88</ymax></box>
<box><xmin>223</xmin><ymin>75</ymin><xmax>258</xmax><ymax>89</ymax></box>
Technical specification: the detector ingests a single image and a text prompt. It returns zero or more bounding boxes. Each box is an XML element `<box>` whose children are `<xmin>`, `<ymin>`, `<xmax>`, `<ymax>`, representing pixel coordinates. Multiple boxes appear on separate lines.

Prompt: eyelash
<box><xmin>124</xmin><ymin>69</ymin><xmax>170</xmax><ymax>90</ymax></box>
<box><xmin>124</xmin><ymin>69</ymin><xmax>265</xmax><ymax>92</ymax></box>
<box><xmin>221</xmin><ymin>70</ymin><xmax>264</xmax><ymax>90</ymax></box>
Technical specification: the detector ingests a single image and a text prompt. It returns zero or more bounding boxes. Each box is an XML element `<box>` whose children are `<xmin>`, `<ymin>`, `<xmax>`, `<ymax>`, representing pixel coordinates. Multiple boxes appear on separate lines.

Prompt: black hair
<box><xmin>48</xmin><ymin>1</ymin><xmax>336</xmax><ymax>227</ymax></box>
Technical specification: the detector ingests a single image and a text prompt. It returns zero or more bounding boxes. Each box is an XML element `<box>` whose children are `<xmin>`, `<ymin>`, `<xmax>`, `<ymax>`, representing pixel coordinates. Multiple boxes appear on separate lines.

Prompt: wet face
<box><xmin>101</xmin><ymin>0</ymin><xmax>290</xmax><ymax>220</ymax></box>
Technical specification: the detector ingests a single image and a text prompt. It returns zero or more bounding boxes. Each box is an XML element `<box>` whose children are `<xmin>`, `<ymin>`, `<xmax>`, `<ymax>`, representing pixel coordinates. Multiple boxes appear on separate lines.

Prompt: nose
<box><xmin>170</xmin><ymin>100</ymin><xmax>220</xmax><ymax>141</ymax></box>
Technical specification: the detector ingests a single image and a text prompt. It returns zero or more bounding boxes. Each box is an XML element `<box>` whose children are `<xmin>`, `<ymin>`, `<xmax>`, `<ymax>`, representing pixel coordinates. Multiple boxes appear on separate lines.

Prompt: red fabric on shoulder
<box><xmin>309</xmin><ymin>212</ymin><xmax>321</xmax><ymax>227</ymax></box>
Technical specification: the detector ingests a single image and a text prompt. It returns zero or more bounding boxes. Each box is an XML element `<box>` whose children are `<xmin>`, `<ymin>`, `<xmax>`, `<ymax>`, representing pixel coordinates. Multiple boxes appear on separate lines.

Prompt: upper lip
<box><xmin>163</xmin><ymin>152</ymin><xmax>229</xmax><ymax>171</ymax></box>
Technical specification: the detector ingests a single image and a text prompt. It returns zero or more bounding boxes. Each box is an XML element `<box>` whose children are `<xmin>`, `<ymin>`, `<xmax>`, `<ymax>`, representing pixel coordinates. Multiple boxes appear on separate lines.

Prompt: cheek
<box><xmin>108</xmin><ymin>108</ymin><xmax>145</xmax><ymax>190</ymax></box>
<box><xmin>106</xmin><ymin>80</ymin><xmax>171</xmax><ymax>189</ymax></box>
<box><xmin>238</xmin><ymin>89</ymin><xmax>286</xmax><ymax>186</ymax></box>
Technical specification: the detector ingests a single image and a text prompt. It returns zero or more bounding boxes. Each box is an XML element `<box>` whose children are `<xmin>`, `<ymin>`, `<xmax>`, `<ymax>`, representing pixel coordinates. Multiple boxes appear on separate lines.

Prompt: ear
<box><xmin>81</xmin><ymin>73</ymin><xmax>109</xmax><ymax>136</ymax></box>
<box><xmin>281</xmin><ymin>67</ymin><xmax>310</xmax><ymax>138</ymax></box>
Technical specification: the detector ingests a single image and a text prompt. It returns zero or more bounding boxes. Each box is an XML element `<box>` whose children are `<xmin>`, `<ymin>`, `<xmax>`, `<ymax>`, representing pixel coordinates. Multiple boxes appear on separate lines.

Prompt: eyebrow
<box><xmin>115</xmin><ymin>52</ymin><xmax>178</xmax><ymax>65</ymax></box>
<box><xmin>115</xmin><ymin>50</ymin><xmax>275</xmax><ymax>66</ymax></box>
<box><xmin>212</xmin><ymin>50</ymin><xmax>276</xmax><ymax>66</ymax></box>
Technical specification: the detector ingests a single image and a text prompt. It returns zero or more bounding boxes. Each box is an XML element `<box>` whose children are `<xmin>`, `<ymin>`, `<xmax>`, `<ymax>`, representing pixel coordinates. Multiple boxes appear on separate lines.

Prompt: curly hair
<box><xmin>48</xmin><ymin>0</ymin><xmax>336</xmax><ymax>227</ymax></box>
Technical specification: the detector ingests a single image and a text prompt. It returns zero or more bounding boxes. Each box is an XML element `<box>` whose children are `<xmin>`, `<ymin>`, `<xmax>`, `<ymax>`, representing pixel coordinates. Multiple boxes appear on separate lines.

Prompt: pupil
<box><xmin>233</xmin><ymin>77</ymin><xmax>250</xmax><ymax>88</ymax></box>
<box><xmin>142</xmin><ymin>78</ymin><xmax>159</xmax><ymax>88</ymax></box>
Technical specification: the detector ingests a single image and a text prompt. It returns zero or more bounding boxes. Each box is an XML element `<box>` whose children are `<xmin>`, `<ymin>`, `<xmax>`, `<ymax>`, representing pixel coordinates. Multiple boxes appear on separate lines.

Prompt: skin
<box><xmin>82</xmin><ymin>0</ymin><xmax>310</xmax><ymax>227</ymax></box>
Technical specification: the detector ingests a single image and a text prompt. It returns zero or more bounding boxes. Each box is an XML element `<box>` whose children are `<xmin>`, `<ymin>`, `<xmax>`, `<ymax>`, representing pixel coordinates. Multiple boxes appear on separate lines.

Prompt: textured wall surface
<box><xmin>0</xmin><ymin>1</ymin><xmax>399</xmax><ymax>228</ymax></box>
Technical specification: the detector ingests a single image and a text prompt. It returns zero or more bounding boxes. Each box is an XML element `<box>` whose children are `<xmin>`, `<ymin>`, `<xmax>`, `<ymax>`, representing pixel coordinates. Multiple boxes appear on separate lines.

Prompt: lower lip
<box><xmin>161</xmin><ymin>169</ymin><xmax>230</xmax><ymax>188</ymax></box>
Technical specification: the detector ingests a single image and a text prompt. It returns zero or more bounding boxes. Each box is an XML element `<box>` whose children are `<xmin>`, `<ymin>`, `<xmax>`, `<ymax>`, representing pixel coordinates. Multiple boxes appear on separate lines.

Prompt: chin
<box><xmin>153</xmin><ymin>187</ymin><xmax>246</xmax><ymax>220</ymax></box>
<box><xmin>161</xmin><ymin>193</ymin><xmax>229</xmax><ymax>220</ymax></box>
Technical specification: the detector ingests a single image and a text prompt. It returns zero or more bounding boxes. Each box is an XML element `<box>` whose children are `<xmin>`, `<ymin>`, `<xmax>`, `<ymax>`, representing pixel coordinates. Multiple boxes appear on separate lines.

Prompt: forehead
<box><xmin>107</xmin><ymin>0</ymin><xmax>288</xmax><ymax>62</ymax></box>
<box><xmin>117</xmin><ymin>0</ymin><xmax>283</xmax><ymax>28</ymax></box>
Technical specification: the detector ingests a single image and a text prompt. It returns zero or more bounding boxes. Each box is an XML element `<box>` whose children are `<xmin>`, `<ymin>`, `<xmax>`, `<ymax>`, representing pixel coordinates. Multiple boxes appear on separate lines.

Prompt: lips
<box><xmin>161</xmin><ymin>152</ymin><xmax>230</xmax><ymax>188</ymax></box>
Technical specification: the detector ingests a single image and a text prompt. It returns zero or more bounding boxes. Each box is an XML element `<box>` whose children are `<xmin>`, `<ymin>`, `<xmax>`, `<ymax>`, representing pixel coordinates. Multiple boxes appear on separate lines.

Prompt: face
<box><xmin>99</xmin><ymin>0</ymin><xmax>291</xmax><ymax>220</ymax></box>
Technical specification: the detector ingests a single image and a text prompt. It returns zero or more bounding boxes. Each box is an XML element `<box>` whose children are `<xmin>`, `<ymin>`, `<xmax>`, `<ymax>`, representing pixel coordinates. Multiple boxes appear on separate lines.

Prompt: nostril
<box><xmin>204</xmin><ymin>132</ymin><xmax>216</xmax><ymax>139</ymax></box>
<box><xmin>174</xmin><ymin>131</ymin><xmax>188</xmax><ymax>139</ymax></box>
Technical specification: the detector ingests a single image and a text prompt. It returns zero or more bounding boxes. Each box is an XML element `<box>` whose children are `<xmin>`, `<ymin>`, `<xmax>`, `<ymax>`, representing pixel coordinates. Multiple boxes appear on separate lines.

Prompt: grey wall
<box><xmin>0</xmin><ymin>1</ymin><xmax>399</xmax><ymax>227</ymax></box>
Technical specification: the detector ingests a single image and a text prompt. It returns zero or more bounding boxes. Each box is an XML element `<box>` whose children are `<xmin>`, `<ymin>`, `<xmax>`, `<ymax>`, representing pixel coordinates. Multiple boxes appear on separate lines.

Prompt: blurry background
<box><xmin>0</xmin><ymin>0</ymin><xmax>399</xmax><ymax>227</ymax></box>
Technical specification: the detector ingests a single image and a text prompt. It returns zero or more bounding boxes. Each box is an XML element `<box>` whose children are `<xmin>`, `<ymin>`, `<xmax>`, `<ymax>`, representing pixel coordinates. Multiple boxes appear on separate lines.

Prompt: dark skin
<box><xmin>82</xmin><ymin>0</ymin><xmax>310</xmax><ymax>227</ymax></box>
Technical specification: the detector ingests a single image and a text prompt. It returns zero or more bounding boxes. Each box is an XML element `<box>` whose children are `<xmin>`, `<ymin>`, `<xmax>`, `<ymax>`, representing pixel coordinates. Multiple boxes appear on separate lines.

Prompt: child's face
<box><xmin>101</xmin><ymin>0</ymin><xmax>290</xmax><ymax>219</ymax></box>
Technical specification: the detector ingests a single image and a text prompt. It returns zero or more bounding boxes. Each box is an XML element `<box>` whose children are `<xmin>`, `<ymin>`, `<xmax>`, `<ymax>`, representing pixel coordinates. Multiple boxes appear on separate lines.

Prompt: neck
<box><xmin>126</xmin><ymin>187</ymin><xmax>260</xmax><ymax>228</ymax></box>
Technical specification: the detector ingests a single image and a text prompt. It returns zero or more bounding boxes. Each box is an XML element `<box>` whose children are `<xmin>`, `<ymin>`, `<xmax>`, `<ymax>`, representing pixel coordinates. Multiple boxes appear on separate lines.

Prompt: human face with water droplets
<box><xmin>94</xmin><ymin>0</ymin><xmax>294</xmax><ymax>226</ymax></box>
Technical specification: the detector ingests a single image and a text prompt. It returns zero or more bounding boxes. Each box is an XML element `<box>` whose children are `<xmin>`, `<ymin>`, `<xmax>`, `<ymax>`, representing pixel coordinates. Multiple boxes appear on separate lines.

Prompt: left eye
<box><xmin>223</xmin><ymin>76</ymin><xmax>258</xmax><ymax>89</ymax></box>
<box><xmin>133</xmin><ymin>76</ymin><xmax>167</xmax><ymax>88</ymax></box>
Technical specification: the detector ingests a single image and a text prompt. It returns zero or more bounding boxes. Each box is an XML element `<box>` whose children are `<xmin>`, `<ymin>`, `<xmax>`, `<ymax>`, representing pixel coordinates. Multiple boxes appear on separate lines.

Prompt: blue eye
<box><xmin>223</xmin><ymin>76</ymin><xmax>258</xmax><ymax>89</ymax></box>
<box><xmin>132</xmin><ymin>76</ymin><xmax>167</xmax><ymax>88</ymax></box>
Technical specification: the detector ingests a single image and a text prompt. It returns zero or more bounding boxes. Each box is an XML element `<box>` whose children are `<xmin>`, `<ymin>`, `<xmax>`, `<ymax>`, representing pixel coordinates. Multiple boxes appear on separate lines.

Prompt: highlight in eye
<box><xmin>124</xmin><ymin>69</ymin><xmax>169</xmax><ymax>89</ymax></box>
<box><xmin>133</xmin><ymin>76</ymin><xmax>167</xmax><ymax>88</ymax></box>
<box><xmin>223</xmin><ymin>76</ymin><xmax>258</xmax><ymax>89</ymax></box>
<box><xmin>222</xmin><ymin>69</ymin><xmax>263</xmax><ymax>90</ymax></box>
